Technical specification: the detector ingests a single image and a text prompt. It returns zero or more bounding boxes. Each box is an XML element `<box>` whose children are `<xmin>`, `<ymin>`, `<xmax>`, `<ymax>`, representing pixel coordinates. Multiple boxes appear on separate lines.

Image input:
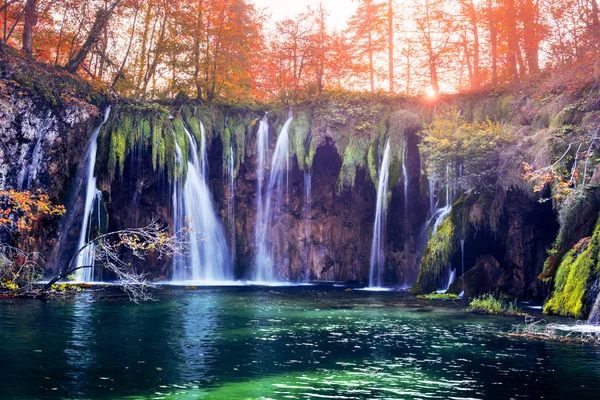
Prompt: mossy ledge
<box><xmin>543</xmin><ymin>215</ymin><xmax>600</xmax><ymax>319</ymax></box>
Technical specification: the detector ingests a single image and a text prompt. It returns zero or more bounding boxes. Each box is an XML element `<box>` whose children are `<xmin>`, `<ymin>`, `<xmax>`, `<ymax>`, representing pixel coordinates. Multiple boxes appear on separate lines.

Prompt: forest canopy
<box><xmin>0</xmin><ymin>0</ymin><xmax>599</xmax><ymax>102</ymax></box>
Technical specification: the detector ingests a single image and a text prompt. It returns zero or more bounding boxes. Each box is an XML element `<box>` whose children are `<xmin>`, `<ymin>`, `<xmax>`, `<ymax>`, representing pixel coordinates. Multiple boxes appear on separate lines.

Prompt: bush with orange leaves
<box><xmin>0</xmin><ymin>190</ymin><xmax>65</xmax><ymax>296</ymax></box>
<box><xmin>0</xmin><ymin>190</ymin><xmax>66</xmax><ymax>232</ymax></box>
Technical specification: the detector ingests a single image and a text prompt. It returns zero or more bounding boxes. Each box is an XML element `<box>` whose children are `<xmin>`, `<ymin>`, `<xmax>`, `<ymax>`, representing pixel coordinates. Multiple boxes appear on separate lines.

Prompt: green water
<box><xmin>1</xmin><ymin>286</ymin><xmax>599</xmax><ymax>399</ymax></box>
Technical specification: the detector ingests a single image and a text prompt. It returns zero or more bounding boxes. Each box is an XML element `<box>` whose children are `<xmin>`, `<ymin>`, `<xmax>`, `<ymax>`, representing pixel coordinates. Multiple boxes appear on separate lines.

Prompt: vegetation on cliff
<box><xmin>544</xmin><ymin>216</ymin><xmax>600</xmax><ymax>318</ymax></box>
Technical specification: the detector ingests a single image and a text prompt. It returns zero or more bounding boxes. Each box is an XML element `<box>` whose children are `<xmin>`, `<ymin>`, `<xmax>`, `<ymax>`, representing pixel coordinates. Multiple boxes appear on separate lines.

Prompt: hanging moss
<box><xmin>544</xmin><ymin>215</ymin><xmax>600</xmax><ymax>319</ymax></box>
<box><xmin>231</xmin><ymin>118</ymin><xmax>246</xmax><ymax>177</ymax></box>
<box><xmin>182</xmin><ymin>105</ymin><xmax>203</xmax><ymax>145</ymax></box>
<box><xmin>305</xmin><ymin>139</ymin><xmax>316</xmax><ymax>171</ymax></box>
<box><xmin>151</xmin><ymin>115</ymin><xmax>165</xmax><ymax>172</ymax></box>
<box><xmin>289</xmin><ymin>111</ymin><xmax>310</xmax><ymax>171</ymax></box>
<box><xmin>367</xmin><ymin>141</ymin><xmax>378</xmax><ymax>186</ymax></box>
<box><xmin>411</xmin><ymin>217</ymin><xmax>457</xmax><ymax>294</ymax></box>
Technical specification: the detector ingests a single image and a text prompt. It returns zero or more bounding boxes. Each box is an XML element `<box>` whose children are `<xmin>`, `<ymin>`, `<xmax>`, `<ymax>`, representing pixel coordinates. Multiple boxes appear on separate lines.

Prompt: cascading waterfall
<box><xmin>430</xmin><ymin>165</ymin><xmax>452</xmax><ymax>237</ymax></box>
<box><xmin>304</xmin><ymin>171</ymin><xmax>312</xmax><ymax>282</ymax></box>
<box><xmin>228</xmin><ymin>141</ymin><xmax>235</xmax><ymax>265</ymax></box>
<box><xmin>588</xmin><ymin>290</ymin><xmax>600</xmax><ymax>325</ymax></box>
<box><xmin>460</xmin><ymin>238</ymin><xmax>465</xmax><ymax>297</ymax></box>
<box><xmin>74</xmin><ymin>106</ymin><xmax>111</xmax><ymax>282</ymax></box>
<box><xmin>437</xmin><ymin>266</ymin><xmax>456</xmax><ymax>293</ymax></box>
<box><xmin>402</xmin><ymin>136</ymin><xmax>409</xmax><ymax>221</ymax></box>
<box><xmin>253</xmin><ymin>113</ymin><xmax>293</xmax><ymax>282</ymax></box>
<box><xmin>172</xmin><ymin>122</ymin><xmax>232</xmax><ymax>282</ymax></box>
<box><xmin>369</xmin><ymin>140</ymin><xmax>391</xmax><ymax>288</ymax></box>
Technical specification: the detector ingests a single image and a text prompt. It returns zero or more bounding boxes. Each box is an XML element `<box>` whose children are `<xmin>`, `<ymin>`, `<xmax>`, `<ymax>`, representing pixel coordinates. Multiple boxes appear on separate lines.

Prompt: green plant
<box><xmin>416</xmin><ymin>292</ymin><xmax>460</xmax><ymax>300</ymax></box>
<box><xmin>467</xmin><ymin>294</ymin><xmax>522</xmax><ymax>316</ymax></box>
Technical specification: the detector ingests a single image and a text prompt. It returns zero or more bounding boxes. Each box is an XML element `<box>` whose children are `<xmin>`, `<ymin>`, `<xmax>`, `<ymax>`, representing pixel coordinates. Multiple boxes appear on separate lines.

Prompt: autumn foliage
<box><xmin>0</xmin><ymin>190</ymin><xmax>66</xmax><ymax>233</ymax></box>
<box><xmin>0</xmin><ymin>0</ymin><xmax>598</xmax><ymax>102</ymax></box>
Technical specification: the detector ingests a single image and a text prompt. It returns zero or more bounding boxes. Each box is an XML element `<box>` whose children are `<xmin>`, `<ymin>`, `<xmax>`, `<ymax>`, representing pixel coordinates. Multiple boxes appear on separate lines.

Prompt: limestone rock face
<box><xmin>0</xmin><ymin>89</ymin><xmax>96</xmax><ymax>270</ymax></box>
<box><xmin>0</xmin><ymin>93</ymin><xmax>94</xmax><ymax>195</ymax></box>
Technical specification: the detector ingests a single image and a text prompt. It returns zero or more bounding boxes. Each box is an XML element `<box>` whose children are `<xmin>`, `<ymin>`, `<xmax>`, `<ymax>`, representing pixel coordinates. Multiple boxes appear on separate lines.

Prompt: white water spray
<box><xmin>369</xmin><ymin>140</ymin><xmax>391</xmax><ymax>288</ymax></box>
<box><xmin>74</xmin><ymin>107</ymin><xmax>111</xmax><ymax>282</ymax></box>
<box><xmin>172</xmin><ymin>122</ymin><xmax>232</xmax><ymax>282</ymax></box>
<box><xmin>254</xmin><ymin>113</ymin><xmax>293</xmax><ymax>282</ymax></box>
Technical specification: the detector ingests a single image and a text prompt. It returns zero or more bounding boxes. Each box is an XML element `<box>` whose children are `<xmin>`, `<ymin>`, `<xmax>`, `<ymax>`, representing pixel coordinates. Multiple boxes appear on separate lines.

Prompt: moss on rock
<box><xmin>544</xmin><ymin>215</ymin><xmax>600</xmax><ymax>318</ymax></box>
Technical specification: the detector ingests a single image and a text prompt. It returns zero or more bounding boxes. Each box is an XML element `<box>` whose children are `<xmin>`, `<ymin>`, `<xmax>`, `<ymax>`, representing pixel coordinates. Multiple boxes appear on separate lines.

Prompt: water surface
<box><xmin>1</xmin><ymin>286</ymin><xmax>599</xmax><ymax>399</ymax></box>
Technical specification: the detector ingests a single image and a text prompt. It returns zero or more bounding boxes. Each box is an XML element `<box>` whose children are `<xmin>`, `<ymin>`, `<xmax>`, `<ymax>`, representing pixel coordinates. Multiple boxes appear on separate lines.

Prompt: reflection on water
<box><xmin>1</xmin><ymin>286</ymin><xmax>600</xmax><ymax>399</ymax></box>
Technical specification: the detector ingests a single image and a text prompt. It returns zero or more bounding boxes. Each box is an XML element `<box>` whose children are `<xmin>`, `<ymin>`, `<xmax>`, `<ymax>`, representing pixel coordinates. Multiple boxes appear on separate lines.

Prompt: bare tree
<box><xmin>44</xmin><ymin>218</ymin><xmax>191</xmax><ymax>303</ymax></box>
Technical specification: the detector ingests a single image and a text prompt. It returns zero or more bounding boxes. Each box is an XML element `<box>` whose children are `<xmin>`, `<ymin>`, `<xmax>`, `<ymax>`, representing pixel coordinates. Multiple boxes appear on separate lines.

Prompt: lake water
<box><xmin>1</xmin><ymin>285</ymin><xmax>599</xmax><ymax>399</ymax></box>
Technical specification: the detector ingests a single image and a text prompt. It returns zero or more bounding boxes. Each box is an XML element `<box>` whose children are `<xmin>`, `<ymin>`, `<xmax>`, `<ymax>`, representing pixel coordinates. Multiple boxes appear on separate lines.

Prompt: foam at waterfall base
<box><xmin>161</xmin><ymin>280</ymin><xmax>314</xmax><ymax>287</ymax></box>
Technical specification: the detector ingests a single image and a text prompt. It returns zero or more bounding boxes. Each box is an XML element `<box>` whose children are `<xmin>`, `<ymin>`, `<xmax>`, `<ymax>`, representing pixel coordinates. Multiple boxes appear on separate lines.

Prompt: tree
<box><xmin>44</xmin><ymin>218</ymin><xmax>190</xmax><ymax>302</ymax></box>
<box><xmin>414</xmin><ymin>0</ymin><xmax>459</xmax><ymax>95</ymax></box>
<box><xmin>21</xmin><ymin>0</ymin><xmax>34</xmax><ymax>57</ymax></box>
<box><xmin>346</xmin><ymin>0</ymin><xmax>387</xmax><ymax>91</ymax></box>
<box><xmin>65</xmin><ymin>0</ymin><xmax>121</xmax><ymax>74</ymax></box>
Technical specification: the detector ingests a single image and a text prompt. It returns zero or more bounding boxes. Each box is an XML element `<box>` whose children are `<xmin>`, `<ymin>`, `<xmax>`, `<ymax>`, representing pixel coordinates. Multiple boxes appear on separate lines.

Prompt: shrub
<box><xmin>467</xmin><ymin>294</ymin><xmax>522</xmax><ymax>316</ymax></box>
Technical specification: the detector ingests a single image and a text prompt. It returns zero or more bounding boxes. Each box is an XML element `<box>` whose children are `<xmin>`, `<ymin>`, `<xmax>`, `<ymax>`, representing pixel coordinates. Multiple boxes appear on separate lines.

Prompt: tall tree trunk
<box><xmin>505</xmin><ymin>0</ymin><xmax>519</xmax><ymax>82</ymax></box>
<box><xmin>466</xmin><ymin>0</ymin><xmax>480</xmax><ymax>88</ymax></box>
<box><xmin>487</xmin><ymin>0</ymin><xmax>497</xmax><ymax>84</ymax></box>
<box><xmin>134</xmin><ymin>2</ymin><xmax>153</xmax><ymax>97</ymax></box>
<box><xmin>66</xmin><ymin>2</ymin><xmax>119</xmax><ymax>74</ymax></box>
<box><xmin>141</xmin><ymin>1</ymin><xmax>168</xmax><ymax>98</ymax></box>
<box><xmin>21</xmin><ymin>0</ymin><xmax>36</xmax><ymax>57</ymax></box>
<box><xmin>54</xmin><ymin>6</ymin><xmax>68</xmax><ymax>65</ymax></box>
<box><xmin>193</xmin><ymin>2</ymin><xmax>203</xmax><ymax>99</ymax></box>
<box><xmin>521</xmin><ymin>0</ymin><xmax>540</xmax><ymax>75</ymax></box>
<box><xmin>112</xmin><ymin>5</ymin><xmax>138</xmax><ymax>88</ymax></box>
<box><xmin>424</xmin><ymin>0</ymin><xmax>439</xmax><ymax>94</ymax></box>
<box><xmin>388</xmin><ymin>0</ymin><xmax>394</xmax><ymax>93</ymax></box>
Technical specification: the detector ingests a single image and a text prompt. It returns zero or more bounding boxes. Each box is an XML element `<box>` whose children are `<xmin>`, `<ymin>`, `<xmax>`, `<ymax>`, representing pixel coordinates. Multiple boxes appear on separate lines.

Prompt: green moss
<box><xmin>416</xmin><ymin>292</ymin><xmax>460</xmax><ymax>300</ymax></box>
<box><xmin>290</xmin><ymin>111</ymin><xmax>311</xmax><ymax>171</ymax></box>
<box><xmin>367</xmin><ymin>141</ymin><xmax>378</xmax><ymax>186</ymax></box>
<box><xmin>305</xmin><ymin>139</ymin><xmax>316</xmax><ymax>171</ymax></box>
<box><xmin>231</xmin><ymin>118</ymin><xmax>246</xmax><ymax>177</ymax></box>
<box><xmin>411</xmin><ymin>216</ymin><xmax>456</xmax><ymax>294</ymax></box>
<box><xmin>531</xmin><ymin>110</ymin><xmax>550</xmax><ymax>130</ymax></box>
<box><xmin>500</xmin><ymin>95</ymin><xmax>513</xmax><ymax>122</ymax></box>
<box><xmin>543</xmin><ymin>216</ymin><xmax>600</xmax><ymax>318</ymax></box>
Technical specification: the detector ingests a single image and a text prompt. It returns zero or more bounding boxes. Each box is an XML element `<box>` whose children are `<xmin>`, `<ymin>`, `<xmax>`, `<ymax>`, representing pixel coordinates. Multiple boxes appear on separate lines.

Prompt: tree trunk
<box><xmin>505</xmin><ymin>0</ymin><xmax>520</xmax><ymax>82</ymax></box>
<box><xmin>112</xmin><ymin>4</ymin><xmax>139</xmax><ymax>88</ymax></box>
<box><xmin>21</xmin><ymin>0</ymin><xmax>36</xmax><ymax>57</ymax></box>
<box><xmin>388</xmin><ymin>0</ymin><xmax>394</xmax><ymax>93</ymax></box>
<box><xmin>467</xmin><ymin>0</ymin><xmax>480</xmax><ymax>88</ymax></box>
<box><xmin>521</xmin><ymin>0</ymin><xmax>540</xmax><ymax>75</ymax></box>
<box><xmin>66</xmin><ymin>3</ymin><xmax>118</xmax><ymax>74</ymax></box>
<box><xmin>487</xmin><ymin>0</ymin><xmax>497</xmax><ymax>84</ymax></box>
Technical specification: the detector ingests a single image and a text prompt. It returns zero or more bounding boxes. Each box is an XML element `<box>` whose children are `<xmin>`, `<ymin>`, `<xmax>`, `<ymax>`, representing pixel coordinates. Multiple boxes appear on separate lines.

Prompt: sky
<box><xmin>252</xmin><ymin>0</ymin><xmax>357</xmax><ymax>29</ymax></box>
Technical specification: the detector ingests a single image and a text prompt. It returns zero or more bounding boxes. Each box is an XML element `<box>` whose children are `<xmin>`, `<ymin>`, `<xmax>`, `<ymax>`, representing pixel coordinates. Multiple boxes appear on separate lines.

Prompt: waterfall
<box><xmin>588</xmin><ymin>291</ymin><xmax>600</xmax><ymax>325</ymax></box>
<box><xmin>228</xmin><ymin>141</ymin><xmax>235</xmax><ymax>265</ymax></box>
<box><xmin>304</xmin><ymin>171</ymin><xmax>312</xmax><ymax>282</ymax></box>
<box><xmin>254</xmin><ymin>113</ymin><xmax>293</xmax><ymax>282</ymax></box>
<box><xmin>402</xmin><ymin>136</ymin><xmax>409</xmax><ymax>221</ymax></box>
<box><xmin>369</xmin><ymin>140</ymin><xmax>391</xmax><ymax>288</ymax></box>
<box><xmin>172</xmin><ymin>122</ymin><xmax>232</xmax><ymax>282</ymax></box>
<box><xmin>436</xmin><ymin>266</ymin><xmax>456</xmax><ymax>293</ymax></box>
<box><xmin>18</xmin><ymin>117</ymin><xmax>53</xmax><ymax>190</ymax></box>
<box><xmin>460</xmin><ymin>238</ymin><xmax>465</xmax><ymax>294</ymax></box>
<box><xmin>429</xmin><ymin>165</ymin><xmax>452</xmax><ymax>237</ymax></box>
<box><xmin>74</xmin><ymin>107</ymin><xmax>111</xmax><ymax>282</ymax></box>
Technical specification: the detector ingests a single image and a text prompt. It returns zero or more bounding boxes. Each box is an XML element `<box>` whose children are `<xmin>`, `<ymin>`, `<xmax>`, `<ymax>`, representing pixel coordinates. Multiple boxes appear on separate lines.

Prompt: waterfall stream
<box><xmin>402</xmin><ymin>136</ymin><xmax>409</xmax><ymax>221</ymax></box>
<box><xmin>228</xmin><ymin>141</ymin><xmax>235</xmax><ymax>265</ymax></box>
<box><xmin>369</xmin><ymin>140</ymin><xmax>391</xmax><ymax>288</ymax></box>
<box><xmin>304</xmin><ymin>172</ymin><xmax>312</xmax><ymax>282</ymax></box>
<box><xmin>253</xmin><ymin>113</ymin><xmax>293</xmax><ymax>282</ymax></box>
<box><xmin>172</xmin><ymin>122</ymin><xmax>232</xmax><ymax>282</ymax></box>
<box><xmin>74</xmin><ymin>107</ymin><xmax>111</xmax><ymax>282</ymax></box>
